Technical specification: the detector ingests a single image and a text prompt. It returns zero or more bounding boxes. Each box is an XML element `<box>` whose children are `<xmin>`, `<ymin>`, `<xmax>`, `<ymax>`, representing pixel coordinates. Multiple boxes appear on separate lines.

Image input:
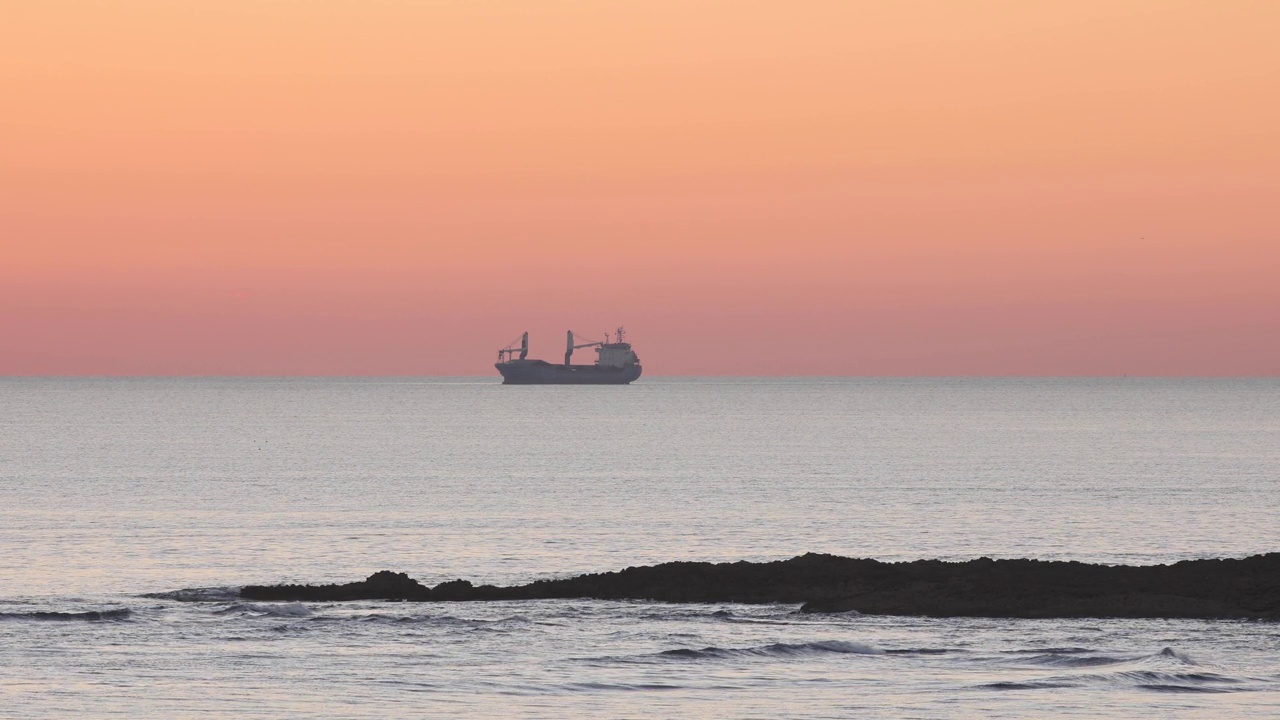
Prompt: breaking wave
<box><xmin>215</xmin><ymin>602</ymin><xmax>313</xmax><ymax>618</ymax></box>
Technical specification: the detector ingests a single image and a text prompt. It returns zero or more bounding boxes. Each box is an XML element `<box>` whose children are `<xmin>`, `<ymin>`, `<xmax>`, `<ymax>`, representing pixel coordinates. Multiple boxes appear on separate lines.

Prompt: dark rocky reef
<box><xmin>239</xmin><ymin>553</ymin><xmax>1280</xmax><ymax>620</ymax></box>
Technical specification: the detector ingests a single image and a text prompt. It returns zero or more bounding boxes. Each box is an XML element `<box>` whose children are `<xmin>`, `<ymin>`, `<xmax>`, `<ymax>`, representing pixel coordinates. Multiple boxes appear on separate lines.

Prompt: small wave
<box><xmin>336</xmin><ymin>613</ymin><xmax>512</xmax><ymax>628</ymax></box>
<box><xmin>797</xmin><ymin>607</ymin><xmax>862</xmax><ymax>616</ymax></box>
<box><xmin>487</xmin><ymin>614</ymin><xmax>532</xmax><ymax>625</ymax></box>
<box><xmin>1020</xmin><ymin>646</ymin><xmax>1198</xmax><ymax>669</ymax></box>
<box><xmin>1155</xmin><ymin>646</ymin><xmax>1196</xmax><ymax>664</ymax></box>
<box><xmin>984</xmin><ymin>681</ymin><xmax>1076</xmax><ymax>690</ymax></box>
<box><xmin>1004</xmin><ymin>647</ymin><xmax>1095</xmax><ymax>655</ymax></box>
<box><xmin>143</xmin><ymin>587</ymin><xmax>241</xmax><ymax>602</ymax></box>
<box><xmin>982</xmin><ymin>670</ymin><xmax>1248</xmax><ymax>693</ymax></box>
<box><xmin>1024</xmin><ymin>653</ymin><xmax>1134</xmax><ymax>668</ymax></box>
<box><xmin>564</xmin><ymin>682</ymin><xmax>686</xmax><ymax>692</ymax></box>
<box><xmin>216</xmin><ymin>602</ymin><xmax>312</xmax><ymax>618</ymax></box>
<box><xmin>0</xmin><ymin>608</ymin><xmax>132</xmax><ymax>622</ymax></box>
<box><xmin>1081</xmin><ymin>670</ymin><xmax>1245</xmax><ymax>694</ymax></box>
<box><xmin>1137</xmin><ymin>683</ymin><xmax>1232</xmax><ymax>694</ymax></box>
<box><xmin>1116</xmin><ymin>670</ymin><xmax>1239</xmax><ymax>685</ymax></box>
<box><xmin>658</xmin><ymin>648</ymin><xmax>711</xmax><ymax>659</ymax></box>
<box><xmin>884</xmin><ymin>648</ymin><xmax>965</xmax><ymax>656</ymax></box>
<box><xmin>350</xmin><ymin>613</ymin><xmax>452</xmax><ymax>624</ymax></box>
<box><xmin>657</xmin><ymin>640</ymin><xmax>883</xmax><ymax>661</ymax></box>
<box><xmin>985</xmin><ymin>649</ymin><xmax>1248</xmax><ymax>694</ymax></box>
<box><xmin>718</xmin><ymin>617</ymin><xmax>799</xmax><ymax>626</ymax></box>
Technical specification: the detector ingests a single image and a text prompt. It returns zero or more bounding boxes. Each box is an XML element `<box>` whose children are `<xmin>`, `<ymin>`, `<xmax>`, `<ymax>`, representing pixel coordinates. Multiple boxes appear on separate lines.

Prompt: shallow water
<box><xmin>2</xmin><ymin>378</ymin><xmax>1278</xmax><ymax>717</ymax></box>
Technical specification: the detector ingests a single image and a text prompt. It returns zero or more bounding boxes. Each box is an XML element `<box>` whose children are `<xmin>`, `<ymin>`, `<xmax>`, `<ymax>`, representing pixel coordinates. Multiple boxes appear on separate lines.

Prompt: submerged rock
<box><xmin>238</xmin><ymin>553</ymin><xmax>1280</xmax><ymax>620</ymax></box>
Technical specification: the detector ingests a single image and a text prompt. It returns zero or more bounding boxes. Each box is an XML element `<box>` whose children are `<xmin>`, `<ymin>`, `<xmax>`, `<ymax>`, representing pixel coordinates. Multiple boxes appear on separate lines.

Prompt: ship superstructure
<box><xmin>495</xmin><ymin>327</ymin><xmax>642</xmax><ymax>384</ymax></box>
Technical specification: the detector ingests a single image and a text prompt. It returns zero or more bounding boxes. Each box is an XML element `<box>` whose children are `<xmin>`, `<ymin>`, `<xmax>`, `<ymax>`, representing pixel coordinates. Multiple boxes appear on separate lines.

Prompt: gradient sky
<box><xmin>3</xmin><ymin>1</ymin><xmax>1277</xmax><ymax>375</ymax></box>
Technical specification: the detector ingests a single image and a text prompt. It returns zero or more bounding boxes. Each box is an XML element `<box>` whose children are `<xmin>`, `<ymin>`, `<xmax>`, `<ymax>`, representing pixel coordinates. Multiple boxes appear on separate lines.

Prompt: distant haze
<box><xmin>3</xmin><ymin>1</ymin><xmax>1277</xmax><ymax>375</ymax></box>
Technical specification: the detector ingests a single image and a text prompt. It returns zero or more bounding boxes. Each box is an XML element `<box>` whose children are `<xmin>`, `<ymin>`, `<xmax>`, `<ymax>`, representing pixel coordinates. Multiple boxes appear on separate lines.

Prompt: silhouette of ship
<box><xmin>495</xmin><ymin>327</ymin><xmax>642</xmax><ymax>384</ymax></box>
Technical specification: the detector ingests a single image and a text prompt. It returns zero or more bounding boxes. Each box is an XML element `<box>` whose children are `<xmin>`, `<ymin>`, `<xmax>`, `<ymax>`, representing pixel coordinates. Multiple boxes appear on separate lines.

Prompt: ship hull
<box><xmin>495</xmin><ymin>360</ymin><xmax>642</xmax><ymax>385</ymax></box>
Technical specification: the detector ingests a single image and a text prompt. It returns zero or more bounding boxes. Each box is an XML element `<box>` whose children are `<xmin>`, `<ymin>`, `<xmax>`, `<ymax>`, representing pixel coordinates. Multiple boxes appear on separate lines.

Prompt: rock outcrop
<box><xmin>238</xmin><ymin>553</ymin><xmax>1280</xmax><ymax>620</ymax></box>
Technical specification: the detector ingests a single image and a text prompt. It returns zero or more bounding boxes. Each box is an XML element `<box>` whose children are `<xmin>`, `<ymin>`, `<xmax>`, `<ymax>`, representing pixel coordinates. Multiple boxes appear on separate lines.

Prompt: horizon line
<box><xmin>2</xmin><ymin>374</ymin><xmax>1276</xmax><ymax>380</ymax></box>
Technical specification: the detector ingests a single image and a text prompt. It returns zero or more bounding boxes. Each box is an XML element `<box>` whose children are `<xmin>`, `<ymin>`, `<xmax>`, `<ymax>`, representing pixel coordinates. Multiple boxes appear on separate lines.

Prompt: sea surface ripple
<box><xmin>2</xmin><ymin>378</ymin><xmax>1278</xmax><ymax>717</ymax></box>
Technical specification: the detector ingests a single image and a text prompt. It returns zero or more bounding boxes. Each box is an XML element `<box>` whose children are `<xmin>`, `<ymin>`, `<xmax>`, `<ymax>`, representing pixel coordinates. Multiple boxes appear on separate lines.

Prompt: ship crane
<box><xmin>497</xmin><ymin>332</ymin><xmax>529</xmax><ymax>363</ymax></box>
<box><xmin>565</xmin><ymin>330</ymin><xmax>606</xmax><ymax>366</ymax></box>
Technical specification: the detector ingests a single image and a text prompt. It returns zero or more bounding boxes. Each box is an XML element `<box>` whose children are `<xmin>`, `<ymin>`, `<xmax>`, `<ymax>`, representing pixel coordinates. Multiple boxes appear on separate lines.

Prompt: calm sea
<box><xmin>2</xmin><ymin>378</ymin><xmax>1278</xmax><ymax>717</ymax></box>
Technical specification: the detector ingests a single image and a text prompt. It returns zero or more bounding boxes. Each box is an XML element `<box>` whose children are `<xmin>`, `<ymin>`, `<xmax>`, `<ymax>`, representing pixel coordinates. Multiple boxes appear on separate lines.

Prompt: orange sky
<box><xmin>2</xmin><ymin>1</ymin><xmax>1277</xmax><ymax>375</ymax></box>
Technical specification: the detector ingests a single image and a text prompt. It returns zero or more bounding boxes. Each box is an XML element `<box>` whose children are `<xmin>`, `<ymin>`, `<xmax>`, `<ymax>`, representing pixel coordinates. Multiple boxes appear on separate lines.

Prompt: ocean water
<box><xmin>1</xmin><ymin>377</ymin><xmax>1278</xmax><ymax>718</ymax></box>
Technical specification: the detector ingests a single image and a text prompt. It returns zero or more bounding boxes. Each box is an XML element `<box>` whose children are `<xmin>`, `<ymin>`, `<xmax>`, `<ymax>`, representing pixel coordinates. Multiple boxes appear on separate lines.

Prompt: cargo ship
<box><xmin>495</xmin><ymin>327</ymin><xmax>642</xmax><ymax>384</ymax></box>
